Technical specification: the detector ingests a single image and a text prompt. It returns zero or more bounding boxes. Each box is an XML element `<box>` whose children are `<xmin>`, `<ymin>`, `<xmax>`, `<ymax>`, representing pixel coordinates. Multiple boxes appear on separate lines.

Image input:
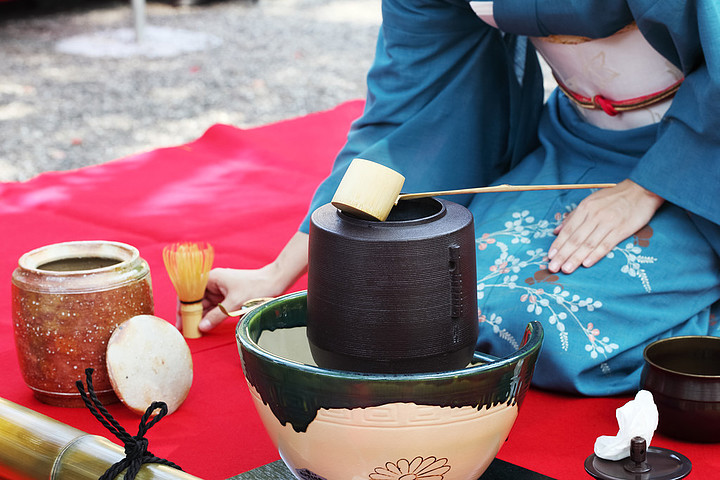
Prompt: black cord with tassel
<box><xmin>76</xmin><ymin>368</ymin><xmax>183</xmax><ymax>480</ymax></box>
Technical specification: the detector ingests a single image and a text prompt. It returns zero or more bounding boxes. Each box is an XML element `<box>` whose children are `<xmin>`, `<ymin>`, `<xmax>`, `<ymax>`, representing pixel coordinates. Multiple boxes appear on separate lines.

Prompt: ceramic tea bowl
<box><xmin>640</xmin><ymin>336</ymin><xmax>720</xmax><ymax>443</ymax></box>
<box><xmin>236</xmin><ymin>292</ymin><xmax>543</xmax><ymax>480</ymax></box>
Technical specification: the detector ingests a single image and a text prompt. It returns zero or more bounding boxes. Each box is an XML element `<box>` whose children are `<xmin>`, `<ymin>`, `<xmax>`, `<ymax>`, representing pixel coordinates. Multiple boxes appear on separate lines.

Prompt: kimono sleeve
<box><xmin>627</xmin><ymin>0</ymin><xmax>720</xmax><ymax>232</ymax></box>
<box><xmin>298</xmin><ymin>0</ymin><xmax>543</xmax><ymax>233</ymax></box>
<box><xmin>493</xmin><ymin>0</ymin><xmax>633</xmax><ymax>38</ymax></box>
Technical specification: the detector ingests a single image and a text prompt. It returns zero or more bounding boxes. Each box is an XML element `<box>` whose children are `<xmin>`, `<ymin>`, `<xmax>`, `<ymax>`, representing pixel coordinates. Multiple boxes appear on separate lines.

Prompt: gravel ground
<box><xmin>0</xmin><ymin>0</ymin><xmax>381</xmax><ymax>182</ymax></box>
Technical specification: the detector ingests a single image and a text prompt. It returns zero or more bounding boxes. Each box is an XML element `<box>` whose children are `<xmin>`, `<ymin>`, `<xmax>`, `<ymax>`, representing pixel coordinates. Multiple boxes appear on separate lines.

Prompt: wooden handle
<box><xmin>218</xmin><ymin>297</ymin><xmax>274</xmax><ymax>318</ymax></box>
<box><xmin>180</xmin><ymin>302</ymin><xmax>202</xmax><ymax>339</ymax></box>
<box><xmin>397</xmin><ymin>183</ymin><xmax>617</xmax><ymax>202</ymax></box>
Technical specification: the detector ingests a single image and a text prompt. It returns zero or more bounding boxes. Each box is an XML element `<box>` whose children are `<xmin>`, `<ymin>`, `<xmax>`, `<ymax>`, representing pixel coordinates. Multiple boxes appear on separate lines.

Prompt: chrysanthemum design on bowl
<box><xmin>370</xmin><ymin>456</ymin><xmax>450</xmax><ymax>480</ymax></box>
<box><xmin>294</xmin><ymin>456</ymin><xmax>451</xmax><ymax>480</ymax></box>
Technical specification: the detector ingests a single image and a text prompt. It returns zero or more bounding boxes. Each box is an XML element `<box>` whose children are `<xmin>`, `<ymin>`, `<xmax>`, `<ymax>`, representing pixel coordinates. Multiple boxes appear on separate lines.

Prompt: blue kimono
<box><xmin>299</xmin><ymin>0</ymin><xmax>720</xmax><ymax>395</ymax></box>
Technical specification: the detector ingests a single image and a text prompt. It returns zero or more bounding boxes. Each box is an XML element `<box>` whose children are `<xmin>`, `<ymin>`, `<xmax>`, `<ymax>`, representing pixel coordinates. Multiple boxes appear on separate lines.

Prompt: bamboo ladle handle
<box><xmin>397</xmin><ymin>182</ymin><xmax>616</xmax><ymax>201</ymax></box>
<box><xmin>331</xmin><ymin>158</ymin><xmax>616</xmax><ymax>222</ymax></box>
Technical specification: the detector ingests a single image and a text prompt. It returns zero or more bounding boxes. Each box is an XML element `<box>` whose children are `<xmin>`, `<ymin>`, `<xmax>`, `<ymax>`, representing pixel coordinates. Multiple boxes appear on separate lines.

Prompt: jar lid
<box><xmin>585</xmin><ymin>437</ymin><xmax>691</xmax><ymax>480</ymax></box>
<box><xmin>106</xmin><ymin>315</ymin><xmax>193</xmax><ymax>416</ymax></box>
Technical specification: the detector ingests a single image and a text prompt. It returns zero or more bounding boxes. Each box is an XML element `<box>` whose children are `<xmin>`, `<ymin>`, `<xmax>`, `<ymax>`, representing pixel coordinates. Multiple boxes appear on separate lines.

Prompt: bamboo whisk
<box><xmin>163</xmin><ymin>242</ymin><xmax>214</xmax><ymax>339</ymax></box>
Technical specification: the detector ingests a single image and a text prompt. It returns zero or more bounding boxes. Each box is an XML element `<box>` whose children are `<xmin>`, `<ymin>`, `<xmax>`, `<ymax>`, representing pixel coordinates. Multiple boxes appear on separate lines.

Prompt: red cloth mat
<box><xmin>0</xmin><ymin>101</ymin><xmax>717</xmax><ymax>479</ymax></box>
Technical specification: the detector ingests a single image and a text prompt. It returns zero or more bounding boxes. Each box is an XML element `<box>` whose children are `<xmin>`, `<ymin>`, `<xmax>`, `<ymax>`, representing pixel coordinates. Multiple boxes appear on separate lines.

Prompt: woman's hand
<box><xmin>195</xmin><ymin>267</ymin><xmax>280</xmax><ymax>331</ymax></box>
<box><xmin>547</xmin><ymin>179</ymin><xmax>664</xmax><ymax>274</ymax></box>
<box><xmin>188</xmin><ymin>232</ymin><xmax>309</xmax><ymax>332</ymax></box>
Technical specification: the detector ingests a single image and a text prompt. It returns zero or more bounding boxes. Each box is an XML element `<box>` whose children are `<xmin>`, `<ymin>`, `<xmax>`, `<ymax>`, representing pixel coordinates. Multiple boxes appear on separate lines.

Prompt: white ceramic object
<box><xmin>107</xmin><ymin>314</ymin><xmax>193</xmax><ymax>415</ymax></box>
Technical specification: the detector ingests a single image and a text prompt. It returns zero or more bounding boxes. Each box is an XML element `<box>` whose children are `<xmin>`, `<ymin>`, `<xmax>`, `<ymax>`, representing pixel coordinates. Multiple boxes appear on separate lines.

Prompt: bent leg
<box><xmin>473</xmin><ymin>189</ymin><xmax>720</xmax><ymax>395</ymax></box>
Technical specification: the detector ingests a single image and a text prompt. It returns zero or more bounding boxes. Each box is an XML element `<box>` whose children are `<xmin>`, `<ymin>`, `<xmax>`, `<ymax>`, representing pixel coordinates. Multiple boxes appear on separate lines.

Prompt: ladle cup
<box><xmin>331</xmin><ymin>158</ymin><xmax>616</xmax><ymax>221</ymax></box>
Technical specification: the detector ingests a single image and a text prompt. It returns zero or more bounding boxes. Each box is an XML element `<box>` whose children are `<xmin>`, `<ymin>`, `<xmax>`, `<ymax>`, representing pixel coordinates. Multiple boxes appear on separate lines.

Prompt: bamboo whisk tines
<box><xmin>163</xmin><ymin>242</ymin><xmax>214</xmax><ymax>339</ymax></box>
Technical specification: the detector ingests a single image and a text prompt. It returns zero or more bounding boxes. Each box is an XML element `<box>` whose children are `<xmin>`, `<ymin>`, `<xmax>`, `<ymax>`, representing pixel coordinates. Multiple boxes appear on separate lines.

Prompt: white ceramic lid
<box><xmin>106</xmin><ymin>315</ymin><xmax>193</xmax><ymax>416</ymax></box>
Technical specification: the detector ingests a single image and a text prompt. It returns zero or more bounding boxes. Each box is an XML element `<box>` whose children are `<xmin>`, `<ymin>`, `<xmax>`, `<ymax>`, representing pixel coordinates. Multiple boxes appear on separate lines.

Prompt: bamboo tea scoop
<box><xmin>331</xmin><ymin>158</ymin><xmax>616</xmax><ymax>221</ymax></box>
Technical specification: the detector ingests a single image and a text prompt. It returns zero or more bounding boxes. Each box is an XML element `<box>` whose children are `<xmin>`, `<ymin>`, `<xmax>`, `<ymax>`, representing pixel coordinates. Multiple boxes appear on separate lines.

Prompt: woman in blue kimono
<box><xmin>200</xmin><ymin>0</ymin><xmax>720</xmax><ymax>395</ymax></box>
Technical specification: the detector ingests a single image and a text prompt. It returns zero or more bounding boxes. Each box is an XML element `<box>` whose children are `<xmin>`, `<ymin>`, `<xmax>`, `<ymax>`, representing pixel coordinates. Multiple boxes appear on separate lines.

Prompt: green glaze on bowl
<box><xmin>236</xmin><ymin>291</ymin><xmax>543</xmax><ymax>433</ymax></box>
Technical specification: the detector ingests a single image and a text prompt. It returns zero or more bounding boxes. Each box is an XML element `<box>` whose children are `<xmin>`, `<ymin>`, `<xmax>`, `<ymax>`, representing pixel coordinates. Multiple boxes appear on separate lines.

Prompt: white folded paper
<box><xmin>594</xmin><ymin>390</ymin><xmax>659</xmax><ymax>461</ymax></box>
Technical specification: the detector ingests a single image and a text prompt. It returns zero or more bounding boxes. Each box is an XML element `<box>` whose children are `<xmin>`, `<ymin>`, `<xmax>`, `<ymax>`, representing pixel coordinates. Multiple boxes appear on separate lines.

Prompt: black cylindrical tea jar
<box><xmin>307</xmin><ymin>197</ymin><xmax>478</xmax><ymax>373</ymax></box>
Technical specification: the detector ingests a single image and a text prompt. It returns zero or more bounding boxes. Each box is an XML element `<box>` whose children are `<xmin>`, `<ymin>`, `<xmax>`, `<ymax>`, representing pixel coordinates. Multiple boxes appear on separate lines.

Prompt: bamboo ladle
<box><xmin>331</xmin><ymin>158</ymin><xmax>615</xmax><ymax>221</ymax></box>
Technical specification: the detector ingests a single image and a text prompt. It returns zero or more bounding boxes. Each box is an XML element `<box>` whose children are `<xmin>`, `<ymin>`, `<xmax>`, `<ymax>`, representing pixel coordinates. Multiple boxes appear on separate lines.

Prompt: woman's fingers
<box><xmin>549</xmin><ymin>221</ymin><xmax>616</xmax><ymax>273</ymax></box>
<box><xmin>547</xmin><ymin>180</ymin><xmax>664</xmax><ymax>274</ymax></box>
<box><xmin>198</xmin><ymin>305</ymin><xmax>228</xmax><ymax>332</ymax></box>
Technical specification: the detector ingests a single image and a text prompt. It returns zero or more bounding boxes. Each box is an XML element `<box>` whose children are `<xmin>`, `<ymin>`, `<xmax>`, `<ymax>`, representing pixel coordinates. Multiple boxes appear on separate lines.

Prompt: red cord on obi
<box><xmin>554</xmin><ymin>75</ymin><xmax>684</xmax><ymax>116</ymax></box>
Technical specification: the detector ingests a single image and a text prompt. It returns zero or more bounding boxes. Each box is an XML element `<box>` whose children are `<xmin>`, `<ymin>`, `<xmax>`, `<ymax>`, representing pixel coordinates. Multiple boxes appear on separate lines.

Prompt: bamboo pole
<box><xmin>0</xmin><ymin>397</ymin><xmax>203</xmax><ymax>480</ymax></box>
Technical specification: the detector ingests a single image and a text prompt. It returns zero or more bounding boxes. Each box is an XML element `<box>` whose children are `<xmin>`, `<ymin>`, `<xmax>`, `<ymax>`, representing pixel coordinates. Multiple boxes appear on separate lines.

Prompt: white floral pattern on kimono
<box><xmin>476</xmin><ymin>203</ymin><xmax>658</xmax><ymax>374</ymax></box>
